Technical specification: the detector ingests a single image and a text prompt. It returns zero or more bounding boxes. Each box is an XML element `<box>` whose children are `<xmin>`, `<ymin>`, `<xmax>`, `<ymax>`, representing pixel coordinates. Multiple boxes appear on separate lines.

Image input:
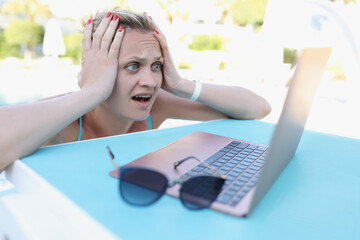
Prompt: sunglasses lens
<box><xmin>180</xmin><ymin>176</ymin><xmax>225</xmax><ymax>210</ymax></box>
<box><xmin>120</xmin><ymin>168</ymin><xmax>167</xmax><ymax>206</ymax></box>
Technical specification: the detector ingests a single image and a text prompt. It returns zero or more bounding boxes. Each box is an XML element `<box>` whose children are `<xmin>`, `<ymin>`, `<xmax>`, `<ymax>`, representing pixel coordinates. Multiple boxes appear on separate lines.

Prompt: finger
<box><xmin>82</xmin><ymin>19</ymin><xmax>93</xmax><ymax>62</ymax></box>
<box><xmin>92</xmin><ymin>12</ymin><xmax>113</xmax><ymax>51</ymax></box>
<box><xmin>143</xmin><ymin>12</ymin><xmax>168</xmax><ymax>52</ymax></box>
<box><xmin>108</xmin><ymin>25</ymin><xmax>125</xmax><ymax>59</ymax></box>
<box><xmin>143</xmin><ymin>12</ymin><xmax>164</xmax><ymax>36</ymax></box>
<box><xmin>154</xmin><ymin>30</ymin><xmax>171</xmax><ymax>60</ymax></box>
<box><xmin>100</xmin><ymin>15</ymin><xmax>120</xmax><ymax>54</ymax></box>
<box><xmin>143</xmin><ymin>13</ymin><xmax>172</xmax><ymax>63</ymax></box>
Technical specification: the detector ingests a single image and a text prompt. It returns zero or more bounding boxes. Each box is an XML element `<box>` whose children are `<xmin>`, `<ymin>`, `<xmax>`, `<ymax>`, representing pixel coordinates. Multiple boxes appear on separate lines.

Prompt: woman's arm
<box><xmin>0</xmin><ymin>90</ymin><xmax>100</xmax><ymax>171</ymax></box>
<box><xmin>154</xmin><ymin>84</ymin><xmax>270</xmax><ymax>123</ymax></box>
<box><xmin>148</xmin><ymin>14</ymin><xmax>271</xmax><ymax>121</ymax></box>
<box><xmin>0</xmin><ymin>14</ymin><xmax>124</xmax><ymax>172</ymax></box>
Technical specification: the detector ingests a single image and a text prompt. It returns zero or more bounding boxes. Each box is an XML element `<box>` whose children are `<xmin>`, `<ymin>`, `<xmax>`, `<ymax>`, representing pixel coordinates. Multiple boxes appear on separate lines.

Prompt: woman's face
<box><xmin>105</xmin><ymin>29</ymin><xmax>163</xmax><ymax>121</ymax></box>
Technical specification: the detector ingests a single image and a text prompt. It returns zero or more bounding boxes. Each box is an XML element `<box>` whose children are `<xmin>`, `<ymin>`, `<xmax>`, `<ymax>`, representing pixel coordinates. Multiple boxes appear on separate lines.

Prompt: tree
<box><xmin>0</xmin><ymin>33</ymin><xmax>21</xmax><ymax>58</ymax></box>
<box><xmin>3</xmin><ymin>20</ymin><xmax>45</xmax><ymax>59</ymax></box>
<box><xmin>63</xmin><ymin>32</ymin><xmax>83</xmax><ymax>64</ymax></box>
<box><xmin>156</xmin><ymin>0</ymin><xmax>186</xmax><ymax>23</ymax></box>
<box><xmin>217</xmin><ymin>0</ymin><xmax>267</xmax><ymax>27</ymax></box>
<box><xmin>0</xmin><ymin>0</ymin><xmax>52</xmax><ymax>21</ymax></box>
<box><xmin>0</xmin><ymin>0</ymin><xmax>52</xmax><ymax>59</ymax></box>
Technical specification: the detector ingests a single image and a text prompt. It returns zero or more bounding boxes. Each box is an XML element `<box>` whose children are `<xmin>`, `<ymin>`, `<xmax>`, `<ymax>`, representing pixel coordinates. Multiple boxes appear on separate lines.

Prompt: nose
<box><xmin>138</xmin><ymin>69</ymin><xmax>159</xmax><ymax>88</ymax></box>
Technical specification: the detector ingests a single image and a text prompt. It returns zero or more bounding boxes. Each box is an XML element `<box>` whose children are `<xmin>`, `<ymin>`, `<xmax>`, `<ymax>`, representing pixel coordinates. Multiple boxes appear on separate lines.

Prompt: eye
<box><xmin>152</xmin><ymin>63</ymin><xmax>162</xmax><ymax>71</ymax></box>
<box><xmin>126</xmin><ymin>63</ymin><xmax>139</xmax><ymax>71</ymax></box>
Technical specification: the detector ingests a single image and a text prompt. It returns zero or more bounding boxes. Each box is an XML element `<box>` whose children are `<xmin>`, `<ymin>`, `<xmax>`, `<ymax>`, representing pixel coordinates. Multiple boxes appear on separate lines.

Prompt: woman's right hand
<box><xmin>78</xmin><ymin>13</ymin><xmax>124</xmax><ymax>102</ymax></box>
<box><xmin>0</xmin><ymin>14</ymin><xmax>126</xmax><ymax>172</ymax></box>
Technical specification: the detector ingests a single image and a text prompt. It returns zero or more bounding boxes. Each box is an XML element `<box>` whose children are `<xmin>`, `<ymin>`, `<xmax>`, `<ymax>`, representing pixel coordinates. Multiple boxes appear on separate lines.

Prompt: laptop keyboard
<box><xmin>180</xmin><ymin>141</ymin><xmax>267</xmax><ymax>206</ymax></box>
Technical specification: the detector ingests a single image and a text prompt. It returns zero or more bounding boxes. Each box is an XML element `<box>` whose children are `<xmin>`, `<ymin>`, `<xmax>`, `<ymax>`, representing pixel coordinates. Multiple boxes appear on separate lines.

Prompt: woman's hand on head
<box><xmin>78</xmin><ymin>13</ymin><xmax>124</xmax><ymax>102</ymax></box>
<box><xmin>144</xmin><ymin>13</ymin><xmax>189</xmax><ymax>97</ymax></box>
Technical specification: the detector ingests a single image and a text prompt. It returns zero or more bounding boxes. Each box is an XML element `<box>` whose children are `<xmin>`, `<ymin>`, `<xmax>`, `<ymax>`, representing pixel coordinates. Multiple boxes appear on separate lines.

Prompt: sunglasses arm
<box><xmin>173</xmin><ymin>156</ymin><xmax>226</xmax><ymax>179</ymax></box>
<box><xmin>107</xmin><ymin>146</ymin><xmax>120</xmax><ymax>170</ymax></box>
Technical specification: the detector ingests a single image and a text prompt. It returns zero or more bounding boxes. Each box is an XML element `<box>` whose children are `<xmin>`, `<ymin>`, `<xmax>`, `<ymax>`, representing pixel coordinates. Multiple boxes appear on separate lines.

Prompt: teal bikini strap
<box><xmin>77</xmin><ymin>117</ymin><xmax>82</xmax><ymax>141</ymax></box>
<box><xmin>147</xmin><ymin>115</ymin><xmax>152</xmax><ymax>130</ymax></box>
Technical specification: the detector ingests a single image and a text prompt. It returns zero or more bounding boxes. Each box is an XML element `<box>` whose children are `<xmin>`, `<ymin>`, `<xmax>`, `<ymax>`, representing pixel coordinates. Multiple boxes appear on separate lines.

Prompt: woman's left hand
<box><xmin>144</xmin><ymin>13</ymin><xmax>192</xmax><ymax>98</ymax></box>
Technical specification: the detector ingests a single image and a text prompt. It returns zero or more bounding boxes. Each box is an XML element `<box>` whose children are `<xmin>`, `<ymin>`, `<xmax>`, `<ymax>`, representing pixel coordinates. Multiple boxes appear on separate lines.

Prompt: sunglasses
<box><xmin>107</xmin><ymin>146</ymin><xmax>226</xmax><ymax>210</ymax></box>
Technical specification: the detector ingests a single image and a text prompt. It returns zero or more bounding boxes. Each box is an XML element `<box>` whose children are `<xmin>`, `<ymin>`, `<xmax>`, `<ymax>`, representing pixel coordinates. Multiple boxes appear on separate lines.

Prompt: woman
<box><xmin>0</xmin><ymin>9</ymin><xmax>271</xmax><ymax>172</ymax></box>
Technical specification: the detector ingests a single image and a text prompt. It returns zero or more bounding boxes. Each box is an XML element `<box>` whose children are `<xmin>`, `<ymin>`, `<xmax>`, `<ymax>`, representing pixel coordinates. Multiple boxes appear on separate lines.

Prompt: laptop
<box><xmin>111</xmin><ymin>47</ymin><xmax>331</xmax><ymax>217</ymax></box>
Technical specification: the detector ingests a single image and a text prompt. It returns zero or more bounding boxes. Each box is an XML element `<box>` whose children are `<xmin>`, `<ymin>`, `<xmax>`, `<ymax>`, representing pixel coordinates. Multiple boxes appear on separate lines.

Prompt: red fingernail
<box><xmin>87</xmin><ymin>19</ymin><xmax>91</xmax><ymax>25</ymax></box>
<box><xmin>155</xmin><ymin>30</ymin><xmax>159</xmax><ymax>35</ymax></box>
<box><xmin>119</xmin><ymin>25</ymin><xmax>123</xmax><ymax>32</ymax></box>
<box><xmin>113</xmin><ymin>15</ymin><xmax>118</xmax><ymax>21</ymax></box>
<box><xmin>143</xmin><ymin>12</ymin><xmax>152</xmax><ymax>20</ymax></box>
<box><xmin>106</xmin><ymin>12</ymin><xmax>111</xmax><ymax>18</ymax></box>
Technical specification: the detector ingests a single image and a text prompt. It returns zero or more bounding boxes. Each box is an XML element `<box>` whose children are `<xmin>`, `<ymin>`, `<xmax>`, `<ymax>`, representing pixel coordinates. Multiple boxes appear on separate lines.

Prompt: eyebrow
<box><xmin>124</xmin><ymin>56</ymin><xmax>163</xmax><ymax>63</ymax></box>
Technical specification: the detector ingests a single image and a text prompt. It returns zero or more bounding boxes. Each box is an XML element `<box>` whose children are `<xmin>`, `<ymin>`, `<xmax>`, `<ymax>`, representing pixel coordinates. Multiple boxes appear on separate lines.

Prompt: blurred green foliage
<box><xmin>217</xmin><ymin>0</ymin><xmax>267</xmax><ymax>28</ymax></box>
<box><xmin>0</xmin><ymin>32</ymin><xmax>21</xmax><ymax>58</ymax></box>
<box><xmin>231</xmin><ymin>0</ymin><xmax>267</xmax><ymax>27</ymax></box>
<box><xmin>188</xmin><ymin>34</ymin><xmax>224</xmax><ymax>51</ymax></box>
<box><xmin>63</xmin><ymin>33</ymin><xmax>83</xmax><ymax>64</ymax></box>
<box><xmin>327</xmin><ymin>65</ymin><xmax>347</xmax><ymax>79</ymax></box>
<box><xmin>0</xmin><ymin>20</ymin><xmax>44</xmax><ymax>59</ymax></box>
<box><xmin>283</xmin><ymin>48</ymin><xmax>297</xmax><ymax>65</ymax></box>
<box><xmin>4</xmin><ymin>20</ymin><xmax>44</xmax><ymax>47</ymax></box>
<box><xmin>219</xmin><ymin>61</ymin><xmax>226</xmax><ymax>70</ymax></box>
<box><xmin>330</xmin><ymin>0</ymin><xmax>357</xmax><ymax>3</ymax></box>
<box><xmin>178</xmin><ymin>59</ymin><xmax>192</xmax><ymax>69</ymax></box>
<box><xmin>0</xmin><ymin>0</ymin><xmax>52</xmax><ymax>21</ymax></box>
<box><xmin>0</xmin><ymin>0</ymin><xmax>51</xmax><ymax>59</ymax></box>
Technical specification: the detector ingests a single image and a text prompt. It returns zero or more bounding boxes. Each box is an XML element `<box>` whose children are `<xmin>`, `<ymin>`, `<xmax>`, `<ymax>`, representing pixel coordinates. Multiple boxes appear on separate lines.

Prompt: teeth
<box><xmin>132</xmin><ymin>95</ymin><xmax>152</xmax><ymax>102</ymax></box>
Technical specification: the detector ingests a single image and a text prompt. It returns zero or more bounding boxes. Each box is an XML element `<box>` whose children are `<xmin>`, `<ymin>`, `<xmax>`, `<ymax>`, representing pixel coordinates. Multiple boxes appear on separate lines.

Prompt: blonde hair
<box><xmin>83</xmin><ymin>8</ymin><xmax>155</xmax><ymax>34</ymax></box>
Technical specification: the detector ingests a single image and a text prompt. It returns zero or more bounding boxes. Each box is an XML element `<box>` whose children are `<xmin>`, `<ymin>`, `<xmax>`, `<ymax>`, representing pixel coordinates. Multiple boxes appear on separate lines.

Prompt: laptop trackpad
<box><xmin>123</xmin><ymin>131</ymin><xmax>234</xmax><ymax>178</ymax></box>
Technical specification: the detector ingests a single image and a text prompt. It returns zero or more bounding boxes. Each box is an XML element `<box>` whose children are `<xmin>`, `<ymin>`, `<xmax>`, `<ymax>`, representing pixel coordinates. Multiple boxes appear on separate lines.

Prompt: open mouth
<box><xmin>131</xmin><ymin>95</ymin><xmax>152</xmax><ymax>103</ymax></box>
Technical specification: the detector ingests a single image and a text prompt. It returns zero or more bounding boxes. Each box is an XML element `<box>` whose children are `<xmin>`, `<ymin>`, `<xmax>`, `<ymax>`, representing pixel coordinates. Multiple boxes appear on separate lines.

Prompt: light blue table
<box><xmin>21</xmin><ymin>119</ymin><xmax>360</xmax><ymax>240</ymax></box>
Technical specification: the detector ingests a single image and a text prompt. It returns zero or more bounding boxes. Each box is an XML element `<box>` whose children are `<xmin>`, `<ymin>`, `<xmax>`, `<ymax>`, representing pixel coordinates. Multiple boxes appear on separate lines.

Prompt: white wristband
<box><xmin>189</xmin><ymin>80</ymin><xmax>202</xmax><ymax>101</ymax></box>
